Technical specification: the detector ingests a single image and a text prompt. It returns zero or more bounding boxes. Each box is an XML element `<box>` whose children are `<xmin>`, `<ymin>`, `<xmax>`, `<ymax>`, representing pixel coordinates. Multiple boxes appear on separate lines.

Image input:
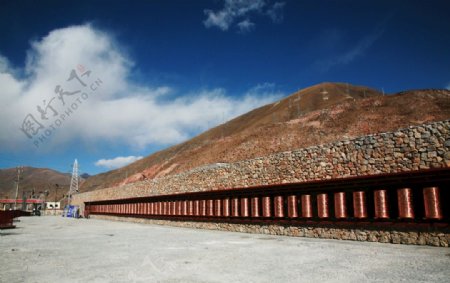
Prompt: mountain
<box><xmin>80</xmin><ymin>173</ymin><xmax>91</xmax><ymax>179</ymax></box>
<box><xmin>80</xmin><ymin>82</ymin><xmax>450</xmax><ymax>192</ymax></box>
<box><xmin>0</xmin><ymin>167</ymin><xmax>81</xmax><ymax>202</ymax></box>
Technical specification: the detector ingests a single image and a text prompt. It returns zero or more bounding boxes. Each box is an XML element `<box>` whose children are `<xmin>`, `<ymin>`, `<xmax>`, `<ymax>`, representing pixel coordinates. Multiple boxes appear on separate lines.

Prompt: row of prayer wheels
<box><xmin>88</xmin><ymin>186</ymin><xmax>443</xmax><ymax>220</ymax></box>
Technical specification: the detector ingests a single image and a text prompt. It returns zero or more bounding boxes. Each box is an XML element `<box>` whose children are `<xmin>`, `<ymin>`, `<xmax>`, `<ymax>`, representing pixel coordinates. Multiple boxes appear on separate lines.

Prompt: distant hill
<box><xmin>80</xmin><ymin>173</ymin><xmax>91</xmax><ymax>179</ymax></box>
<box><xmin>0</xmin><ymin>167</ymin><xmax>83</xmax><ymax>202</ymax></box>
<box><xmin>78</xmin><ymin>82</ymin><xmax>450</xmax><ymax>192</ymax></box>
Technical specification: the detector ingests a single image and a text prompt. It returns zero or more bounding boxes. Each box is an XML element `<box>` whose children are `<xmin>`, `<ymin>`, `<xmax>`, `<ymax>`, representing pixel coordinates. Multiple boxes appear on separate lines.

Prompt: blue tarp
<box><xmin>63</xmin><ymin>205</ymin><xmax>79</xmax><ymax>218</ymax></box>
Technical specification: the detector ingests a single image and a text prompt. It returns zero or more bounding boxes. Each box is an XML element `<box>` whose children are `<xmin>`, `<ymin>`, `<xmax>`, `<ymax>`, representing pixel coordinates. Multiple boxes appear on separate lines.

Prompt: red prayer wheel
<box><xmin>353</xmin><ymin>191</ymin><xmax>367</xmax><ymax>219</ymax></box>
<box><xmin>231</xmin><ymin>198</ymin><xmax>240</xmax><ymax>217</ymax></box>
<box><xmin>274</xmin><ymin>196</ymin><xmax>284</xmax><ymax>218</ymax></box>
<box><xmin>251</xmin><ymin>197</ymin><xmax>260</xmax><ymax>217</ymax></box>
<box><xmin>222</xmin><ymin>198</ymin><xmax>230</xmax><ymax>217</ymax></box>
<box><xmin>161</xmin><ymin>202</ymin><xmax>165</xmax><ymax>215</ymax></box>
<box><xmin>175</xmin><ymin>201</ymin><xmax>181</xmax><ymax>216</ymax></box>
<box><xmin>187</xmin><ymin>200</ymin><xmax>193</xmax><ymax>216</ymax></box>
<box><xmin>397</xmin><ymin>188</ymin><xmax>414</xmax><ymax>219</ymax></box>
<box><xmin>166</xmin><ymin>202</ymin><xmax>171</xmax><ymax>215</ymax></box>
<box><xmin>155</xmin><ymin>202</ymin><xmax>159</xmax><ymax>215</ymax></box>
<box><xmin>301</xmin><ymin>195</ymin><xmax>313</xmax><ymax>218</ymax></box>
<box><xmin>166</xmin><ymin>202</ymin><xmax>170</xmax><ymax>215</ymax></box>
<box><xmin>287</xmin><ymin>195</ymin><xmax>298</xmax><ymax>218</ymax></box>
<box><xmin>215</xmin><ymin>199</ymin><xmax>222</xmax><ymax>217</ymax></box>
<box><xmin>207</xmin><ymin>199</ymin><xmax>214</xmax><ymax>216</ymax></box>
<box><xmin>262</xmin><ymin>196</ymin><xmax>271</xmax><ymax>217</ymax></box>
<box><xmin>160</xmin><ymin>202</ymin><xmax>164</xmax><ymax>215</ymax></box>
<box><xmin>200</xmin><ymin>200</ymin><xmax>207</xmax><ymax>216</ymax></box>
<box><xmin>317</xmin><ymin>193</ymin><xmax>329</xmax><ymax>218</ymax></box>
<box><xmin>194</xmin><ymin>200</ymin><xmax>200</xmax><ymax>216</ymax></box>
<box><xmin>423</xmin><ymin>187</ymin><xmax>443</xmax><ymax>220</ymax></box>
<box><xmin>240</xmin><ymin>197</ymin><xmax>249</xmax><ymax>217</ymax></box>
<box><xmin>182</xmin><ymin>200</ymin><xmax>188</xmax><ymax>216</ymax></box>
<box><xmin>172</xmin><ymin>201</ymin><xmax>177</xmax><ymax>215</ymax></box>
<box><xmin>334</xmin><ymin>192</ymin><xmax>347</xmax><ymax>219</ymax></box>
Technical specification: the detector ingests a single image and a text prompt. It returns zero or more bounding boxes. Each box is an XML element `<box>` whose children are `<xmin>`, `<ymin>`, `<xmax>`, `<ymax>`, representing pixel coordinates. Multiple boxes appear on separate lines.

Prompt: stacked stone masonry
<box><xmin>73</xmin><ymin>120</ymin><xmax>450</xmax><ymax>246</ymax></box>
<box><xmin>91</xmin><ymin>215</ymin><xmax>449</xmax><ymax>247</ymax></box>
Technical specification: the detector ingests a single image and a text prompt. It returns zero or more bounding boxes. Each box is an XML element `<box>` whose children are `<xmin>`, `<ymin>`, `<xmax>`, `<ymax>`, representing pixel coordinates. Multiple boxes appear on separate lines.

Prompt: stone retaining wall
<box><xmin>91</xmin><ymin>215</ymin><xmax>449</xmax><ymax>247</ymax></box>
<box><xmin>73</xmin><ymin>120</ymin><xmax>450</xmax><ymax>204</ymax></box>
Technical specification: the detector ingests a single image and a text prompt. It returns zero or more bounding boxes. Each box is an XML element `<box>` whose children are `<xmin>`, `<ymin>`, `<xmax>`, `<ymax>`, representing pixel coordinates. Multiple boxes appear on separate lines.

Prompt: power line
<box><xmin>14</xmin><ymin>166</ymin><xmax>23</xmax><ymax>210</ymax></box>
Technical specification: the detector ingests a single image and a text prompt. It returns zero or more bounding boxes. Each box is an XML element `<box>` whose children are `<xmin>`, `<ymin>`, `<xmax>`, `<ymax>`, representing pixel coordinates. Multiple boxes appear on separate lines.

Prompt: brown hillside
<box><xmin>0</xmin><ymin>167</ymin><xmax>79</xmax><ymax>202</ymax></box>
<box><xmin>80</xmin><ymin>82</ymin><xmax>450</xmax><ymax>192</ymax></box>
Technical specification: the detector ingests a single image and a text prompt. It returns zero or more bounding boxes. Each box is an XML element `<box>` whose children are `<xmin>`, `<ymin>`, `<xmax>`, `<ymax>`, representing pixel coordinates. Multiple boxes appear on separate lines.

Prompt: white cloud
<box><xmin>266</xmin><ymin>2</ymin><xmax>285</xmax><ymax>23</ymax></box>
<box><xmin>203</xmin><ymin>0</ymin><xmax>285</xmax><ymax>32</ymax></box>
<box><xmin>315</xmin><ymin>27</ymin><xmax>385</xmax><ymax>72</ymax></box>
<box><xmin>237</xmin><ymin>19</ymin><xmax>255</xmax><ymax>33</ymax></box>
<box><xmin>0</xmin><ymin>24</ymin><xmax>283</xmax><ymax>152</ymax></box>
<box><xmin>314</xmin><ymin>15</ymin><xmax>392</xmax><ymax>72</ymax></box>
<box><xmin>446</xmin><ymin>83</ymin><xmax>450</xmax><ymax>90</ymax></box>
<box><xmin>95</xmin><ymin>156</ymin><xmax>143</xmax><ymax>169</ymax></box>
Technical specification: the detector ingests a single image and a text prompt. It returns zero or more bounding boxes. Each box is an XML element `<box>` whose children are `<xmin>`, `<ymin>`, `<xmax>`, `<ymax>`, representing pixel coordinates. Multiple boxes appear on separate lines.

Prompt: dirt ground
<box><xmin>1</xmin><ymin>216</ymin><xmax>449</xmax><ymax>283</ymax></box>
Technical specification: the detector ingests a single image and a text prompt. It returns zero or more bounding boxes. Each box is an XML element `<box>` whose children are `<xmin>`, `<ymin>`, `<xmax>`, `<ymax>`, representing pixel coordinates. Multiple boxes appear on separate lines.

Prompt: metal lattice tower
<box><xmin>68</xmin><ymin>159</ymin><xmax>79</xmax><ymax>205</ymax></box>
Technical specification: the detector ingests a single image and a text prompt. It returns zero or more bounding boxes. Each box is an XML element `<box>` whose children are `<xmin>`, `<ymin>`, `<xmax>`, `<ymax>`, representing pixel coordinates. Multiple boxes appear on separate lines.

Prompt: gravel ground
<box><xmin>1</xmin><ymin>216</ymin><xmax>449</xmax><ymax>283</ymax></box>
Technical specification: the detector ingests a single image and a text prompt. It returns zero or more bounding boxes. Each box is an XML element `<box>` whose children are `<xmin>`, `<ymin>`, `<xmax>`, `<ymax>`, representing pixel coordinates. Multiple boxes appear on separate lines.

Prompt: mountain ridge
<box><xmin>0</xmin><ymin>166</ymin><xmax>84</xmax><ymax>201</ymax></box>
<box><xmin>20</xmin><ymin>82</ymin><xmax>450</xmax><ymax>193</ymax></box>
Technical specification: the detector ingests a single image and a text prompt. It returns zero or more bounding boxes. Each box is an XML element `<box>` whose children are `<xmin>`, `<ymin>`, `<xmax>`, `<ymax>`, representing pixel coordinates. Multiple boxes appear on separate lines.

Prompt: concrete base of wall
<box><xmin>90</xmin><ymin>215</ymin><xmax>449</xmax><ymax>247</ymax></box>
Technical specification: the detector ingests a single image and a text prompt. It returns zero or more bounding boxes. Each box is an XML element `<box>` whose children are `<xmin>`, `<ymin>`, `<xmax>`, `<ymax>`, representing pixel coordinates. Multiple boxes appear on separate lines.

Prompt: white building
<box><xmin>46</xmin><ymin>202</ymin><xmax>61</xmax><ymax>209</ymax></box>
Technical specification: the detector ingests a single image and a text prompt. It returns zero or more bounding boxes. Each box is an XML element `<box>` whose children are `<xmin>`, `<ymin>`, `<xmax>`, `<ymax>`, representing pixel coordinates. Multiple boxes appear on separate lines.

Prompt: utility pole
<box><xmin>14</xmin><ymin>166</ymin><xmax>23</xmax><ymax>210</ymax></box>
<box><xmin>43</xmin><ymin>190</ymin><xmax>49</xmax><ymax>213</ymax></box>
<box><xmin>54</xmin><ymin>184</ymin><xmax>59</xmax><ymax>215</ymax></box>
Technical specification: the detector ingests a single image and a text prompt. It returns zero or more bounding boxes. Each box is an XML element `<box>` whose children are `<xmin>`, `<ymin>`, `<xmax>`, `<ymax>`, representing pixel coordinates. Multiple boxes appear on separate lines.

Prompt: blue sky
<box><xmin>0</xmin><ymin>0</ymin><xmax>449</xmax><ymax>175</ymax></box>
